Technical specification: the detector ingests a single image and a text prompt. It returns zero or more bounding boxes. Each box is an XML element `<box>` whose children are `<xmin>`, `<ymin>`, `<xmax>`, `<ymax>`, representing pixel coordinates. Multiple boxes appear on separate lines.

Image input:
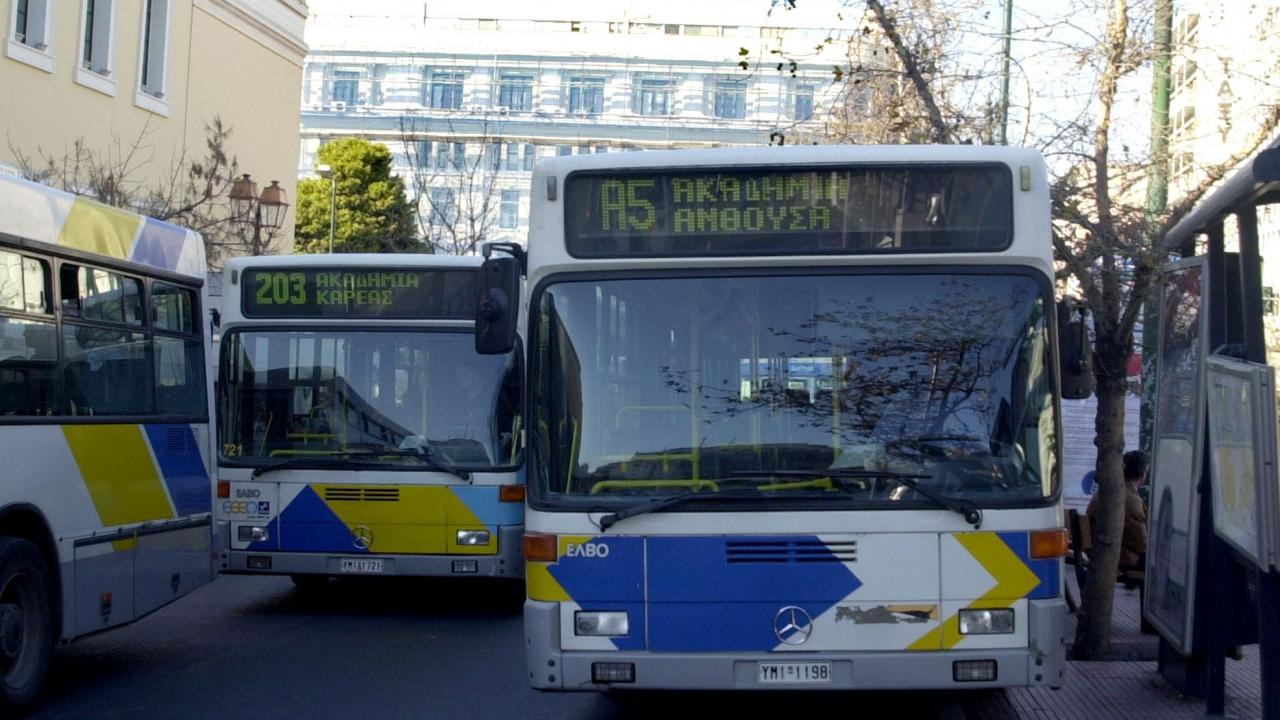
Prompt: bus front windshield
<box><xmin>220</xmin><ymin>329</ymin><xmax>520</xmax><ymax>470</ymax></box>
<box><xmin>533</xmin><ymin>272</ymin><xmax>1057</xmax><ymax>507</ymax></box>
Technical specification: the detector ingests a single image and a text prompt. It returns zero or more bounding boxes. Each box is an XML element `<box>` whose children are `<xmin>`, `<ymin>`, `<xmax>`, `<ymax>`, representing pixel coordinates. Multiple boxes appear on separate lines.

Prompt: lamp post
<box><xmin>228</xmin><ymin>174</ymin><xmax>289</xmax><ymax>255</ymax></box>
<box><xmin>315</xmin><ymin>163</ymin><xmax>337</xmax><ymax>253</ymax></box>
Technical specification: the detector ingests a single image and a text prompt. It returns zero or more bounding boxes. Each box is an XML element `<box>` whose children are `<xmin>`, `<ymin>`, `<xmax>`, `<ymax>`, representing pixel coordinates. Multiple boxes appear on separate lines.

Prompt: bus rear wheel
<box><xmin>0</xmin><ymin>538</ymin><xmax>54</xmax><ymax>712</ymax></box>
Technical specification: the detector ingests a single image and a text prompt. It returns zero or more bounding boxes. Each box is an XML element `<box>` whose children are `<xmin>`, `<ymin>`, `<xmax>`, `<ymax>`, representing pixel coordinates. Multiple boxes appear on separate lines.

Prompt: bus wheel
<box><xmin>290</xmin><ymin>575</ymin><xmax>329</xmax><ymax>592</ymax></box>
<box><xmin>0</xmin><ymin>538</ymin><xmax>54</xmax><ymax>712</ymax></box>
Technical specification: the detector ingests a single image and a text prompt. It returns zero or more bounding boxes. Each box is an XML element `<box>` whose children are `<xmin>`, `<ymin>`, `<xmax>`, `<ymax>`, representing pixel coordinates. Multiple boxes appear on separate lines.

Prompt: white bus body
<box><xmin>215</xmin><ymin>255</ymin><xmax>524</xmax><ymax>584</ymax></box>
<box><xmin>516</xmin><ymin>146</ymin><xmax>1069</xmax><ymax>692</ymax></box>
<box><xmin>0</xmin><ymin>174</ymin><xmax>214</xmax><ymax>708</ymax></box>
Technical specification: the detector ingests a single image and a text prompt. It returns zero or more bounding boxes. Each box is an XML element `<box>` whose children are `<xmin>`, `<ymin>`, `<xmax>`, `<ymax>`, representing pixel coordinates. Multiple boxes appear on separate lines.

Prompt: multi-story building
<box><xmin>1</xmin><ymin>0</ymin><xmax>308</xmax><ymax>258</ymax></box>
<box><xmin>1167</xmin><ymin>0</ymin><xmax>1280</xmax><ymax>340</ymax></box>
<box><xmin>301</xmin><ymin>0</ymin><xmax>867</xmax><ymax>250</ymax></box>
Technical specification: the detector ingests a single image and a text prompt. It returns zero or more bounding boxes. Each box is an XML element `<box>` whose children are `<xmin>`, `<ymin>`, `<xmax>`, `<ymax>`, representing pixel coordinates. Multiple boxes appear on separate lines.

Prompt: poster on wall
<box><xmin>1146</xmin><ymin>258</ymin><xmax>1208</xmax><ymax>656</ymax></box>
<box><xmin>1205</xmin><ymin>356</ymin><xmax>1277</xmax><ymax>569</ymax></box>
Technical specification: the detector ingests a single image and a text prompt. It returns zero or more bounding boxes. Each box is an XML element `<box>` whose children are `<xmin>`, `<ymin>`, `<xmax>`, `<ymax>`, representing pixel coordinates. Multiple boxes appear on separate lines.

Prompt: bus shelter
<box><xmin>1156</xmin><ymin>141</ymin><xmax>1280</xmax><ymax>719</ymax></box>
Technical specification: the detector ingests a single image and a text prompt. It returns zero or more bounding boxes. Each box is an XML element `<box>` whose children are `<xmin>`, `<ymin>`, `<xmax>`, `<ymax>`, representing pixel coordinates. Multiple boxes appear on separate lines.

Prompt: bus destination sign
<box><xmin>563</xmin><ymin>164</ymin><xmax>1011</xmax><ymax>258</ymax></box>
<box><xmin>241</xmin><ymin>268</ymin><xmax>476</xmax><ymax>319</ymax></box>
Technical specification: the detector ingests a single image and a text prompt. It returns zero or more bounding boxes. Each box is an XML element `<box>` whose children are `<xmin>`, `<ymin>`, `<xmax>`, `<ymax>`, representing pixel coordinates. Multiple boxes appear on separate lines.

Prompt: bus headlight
<box><xmin>237</xmin><ymin>525</ymin><xmax>269</xmax><ymax>543</ymax></box>
<box><xmin>456</xmin><ymin>530</ymin><xmax>491</xmax><ymax>546</ymax></box>
<box><xmin>958</xmin><ymin>608</ymin><xmax>1014</xmax><ymax>635</ymax></box>
<box><xmin>575</xmin><ymin>611</ymin><xmax>629</xmax><ymax>637</ymax></box>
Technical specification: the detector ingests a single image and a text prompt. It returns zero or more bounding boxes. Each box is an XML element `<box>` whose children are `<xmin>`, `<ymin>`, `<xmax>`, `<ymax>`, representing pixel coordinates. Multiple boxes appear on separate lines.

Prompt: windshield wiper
<box><xmin>727</xmin><ymin>469</ymin><xmax>983</xmax><ymax>528</ymax></box>
<box><xmin>250</xmin><ymin>448</ymin><xmax>471</xmax><ymax>481</ymax></box>
<box><xmin>598</xmin><ymin>491</ymin><xmax>756</xmax><ymax>532</ymax></box>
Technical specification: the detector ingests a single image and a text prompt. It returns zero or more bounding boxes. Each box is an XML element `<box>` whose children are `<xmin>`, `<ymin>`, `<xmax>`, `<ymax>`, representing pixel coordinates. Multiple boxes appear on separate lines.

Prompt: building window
<box><xmin>505</xmin><ymin>142</ymin><xmax>519</xmax><ymax>171</ymax></box>
<box><xmin>7</xmin><ymin>0</ymin><xmax>54</xmax><ymax>73</ymax></box>
<box><xmin>1171</xmin><ymin>150</ymin><xmax>1195</xmax><ymax>179</ymax></box>
<box><xmin>500</xmin><ymin>190</ymin><xmax>519</xmax><ymax>229</ymax></box>
<box><xmin>429</xmin><ymin>188</ymin><xmax>457</xmax><ymax>225</ymax></box>
<box><xmin>451</xmin><ymin>142</ymin><xmax>466</xmax><ymax>169</ymax></box>
<box><xmin>430</xmin><ymin>70</ymin><xmax>465</xmax><ymax>110</ymax></box>
<box><xmin>566</xmin><ymin>76</ymin><xmax>605</xmax><ymax>114</ymax></box>
<box><xmin>434</xmin><ymin>142</ymin><xmax>449</xmax><ymax>170</ymax></box>
<box><xmin>488</xmin><ymin>142</ymin><xmax>502</xmax><ymax>171</ymax></box>
<box><xmin>523</xmin><ymin>144</ymin><xmax>535</xmax><ymax>171</ymax></box>
<box><xmin>331</xmin><ymin>70</ymin><xmax>359</xmax><ymax>106</ymax></box>
<box><xmin>1171</xmin><ymin>60</ymin><xmax>1198</xmax><ymax>96</ymax></box>
<box><xmin>793</xmin><ymin>83</ymin><xmax>814</xmax><ymax>121</ymax></box>
<box><xmin>12</xmin><ymin>0</ymin><xmax>49</xmax><ymax>48</ymax></box>
<box><xmin>556</xmin><ymin>145</ymin><xmax>572</xmax><ymax>156</ymax></box>
<box><xmin>635</xmin><ymin>77</ymin><xmax>675</xmax><ymax>116</ymax></box>
<box><xmin>138</xmin><ymin>0</ymin><xmax>171</xmax><ymax>99</ymax></box>
<box><xmin>714</xmin><ymin>77</ymin><xmax>747</xmax><ymax>119</ymax></box>
<box><xmin>414</xmin><ymin>140</ymin><xmax>432</xmax><ymax>169</ymax></box>
<box><xmin>498</xmin><ymin>73</ymin><xmax>534</xmax><ymax>111</ymax></box>
<box><xmin>1173</xmin><ymin>104</ymin><xmax>1196</xmax><ymax>135</ymax></box>
<box><xmin>76</xmin><ymin>0</ymin><xmax>119</xmax><ymax>95</ymax></box>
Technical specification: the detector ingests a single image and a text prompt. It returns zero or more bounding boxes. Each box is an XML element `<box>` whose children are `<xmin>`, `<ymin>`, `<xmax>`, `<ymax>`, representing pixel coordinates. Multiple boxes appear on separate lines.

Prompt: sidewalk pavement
<box><xmin>1004</xmin><ymin>575</ymin><xmax>1264</xmax><ymax>719</ymax></box>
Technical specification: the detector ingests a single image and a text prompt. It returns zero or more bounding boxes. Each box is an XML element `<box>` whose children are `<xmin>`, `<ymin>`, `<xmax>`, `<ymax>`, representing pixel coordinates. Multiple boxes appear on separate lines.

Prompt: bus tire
<box><xmin>290</xmin><ymin>574</ymin><xmax>329</xmax><ymax>592</ymax></box>
<box><xmin>0</xmin><ymin>538</ymin><xmax>55</xmax><ymax>712</ymax></box>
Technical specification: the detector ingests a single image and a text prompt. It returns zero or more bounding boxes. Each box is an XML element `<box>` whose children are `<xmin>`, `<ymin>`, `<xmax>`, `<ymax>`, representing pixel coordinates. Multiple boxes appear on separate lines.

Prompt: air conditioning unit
<box><xmin>333</xmin><ymin>101</ymin><xmax>347</xmax><ymax>111</ymax></box>
<box><xmin>495</xmin><ymin>106</ymin><xmax>510</xmax><ymax>115</ymax></box>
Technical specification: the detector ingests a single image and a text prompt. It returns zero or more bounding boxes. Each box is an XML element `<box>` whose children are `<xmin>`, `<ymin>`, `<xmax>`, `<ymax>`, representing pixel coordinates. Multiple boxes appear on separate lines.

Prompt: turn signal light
<box><xmin>499</xmin><ymin>485</ymin><xmax>525</xmax><ymax>503</ymax></box>
<box><xmin>523</xmin><ymin>532</ymin><xmax>557</xmax><ymax>562</ymax></box>
<box><xmin>216</xmin><ymin>480</ymin><xmax>231</xmax><ymax>499</ymax></box>
<box><xmin>1030</xmin><ymin>528</ymin><xmax>1069</xmax><ymax>558</ymax></box>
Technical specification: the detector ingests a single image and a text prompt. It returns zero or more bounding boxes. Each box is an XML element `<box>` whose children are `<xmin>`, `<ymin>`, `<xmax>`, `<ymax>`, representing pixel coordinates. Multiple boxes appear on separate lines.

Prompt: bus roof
<box><xmin>534</xmin><ymin>144</ymin><xmax>1047</xmax><ymax>175</ymax></box>
<box><xmin>223</xmin><ymin>254</ymin><xmax>484</xmax><ymax>271</ymax></box>
<box><xmin>0</xmin><ymin>173</ymin><xmax>207</xmax><ymax>279</ymax></box>
<box><xmin>528</xmin><ymin>144</ymin><xmax>1053</xmax><ymax>279</ymax></box>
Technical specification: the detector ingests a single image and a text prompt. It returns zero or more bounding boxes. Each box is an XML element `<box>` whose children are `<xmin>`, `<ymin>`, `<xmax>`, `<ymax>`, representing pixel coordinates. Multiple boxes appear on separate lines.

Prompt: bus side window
<box><xmin>60</xmin><ymin>264</ymin><xmax>81</xmax><ymax>316</ymax></box>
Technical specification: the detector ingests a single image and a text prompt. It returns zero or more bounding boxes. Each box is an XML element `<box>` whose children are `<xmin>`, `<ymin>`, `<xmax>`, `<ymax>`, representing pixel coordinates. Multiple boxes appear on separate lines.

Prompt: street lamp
<box><xmin>229</xmin><ymin>174</ymin><xmax>289</xmax><ymax>255</ymax></box>
<box><xmin>315</xmin><ymin>163</ymin><xmax>337</xmax><ymax>253</ymax></box>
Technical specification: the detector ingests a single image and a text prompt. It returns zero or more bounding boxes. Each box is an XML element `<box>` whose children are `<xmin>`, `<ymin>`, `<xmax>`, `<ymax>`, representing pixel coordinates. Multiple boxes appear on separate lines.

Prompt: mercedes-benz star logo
<box><xmin>773</xmin><ymin>606</ymin><xmax>814</xmax><ymax>645</ymax></box>
<box><xmin>352</xmin><ymin>525</ymin><xmax>374</xmax><ymax>551</ymax></box>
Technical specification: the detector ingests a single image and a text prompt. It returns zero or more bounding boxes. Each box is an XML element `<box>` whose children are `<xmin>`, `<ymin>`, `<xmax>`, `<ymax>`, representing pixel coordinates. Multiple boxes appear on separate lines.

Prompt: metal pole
<box><xmin>998</xmin><ymin>0</ymin><xmax>1013</xmax><ymax>145</ymax></box>
<box><xmin>328</xmin><ymin>175</ymin><xmax>337</xmax><ymax>253</ymax></box>
<box><xmin>1141</xmin><ymin>0</ymin><xmax>1173</xmax><ymax>460</ymax></box>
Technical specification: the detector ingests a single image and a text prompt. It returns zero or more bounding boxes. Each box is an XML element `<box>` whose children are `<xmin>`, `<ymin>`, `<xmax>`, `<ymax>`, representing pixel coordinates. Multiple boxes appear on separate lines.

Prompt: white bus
<box><xmin>0</xmin><ymin>174</ymin><xmax>214</xmax><ymax>709</ymax></box>
<box><xmin>476</xmin><ymin>146</ymin><xmax>1087</xmax><ymax>692</ymax></box>
<box><xmin>215</xmin><ymin>255</ymin><xmax>523</xmax><ymax>586</ymax></box>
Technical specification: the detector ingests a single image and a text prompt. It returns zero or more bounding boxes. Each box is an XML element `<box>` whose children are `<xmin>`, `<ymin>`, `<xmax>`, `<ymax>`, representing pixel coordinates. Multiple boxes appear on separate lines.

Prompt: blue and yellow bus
<box><xmin>476</xmin><ymin>146</ymin><xmax>1087</xmax><ymax>692</ymax></box>
<box><xmin>215</xmin><ymin>255</ymin><xmax>523</xmax><ymax>587</ymax></box>
<box><xmin>0</xmin><ymin>174</ymin><xmax>214</xmax><ymax>709</ymax></box>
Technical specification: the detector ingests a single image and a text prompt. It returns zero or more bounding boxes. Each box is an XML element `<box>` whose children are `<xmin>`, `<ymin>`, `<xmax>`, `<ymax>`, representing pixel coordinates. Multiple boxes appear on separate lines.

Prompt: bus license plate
<box><xmin>339</xmin><ymin>558</ymin><xmax>383</xmax><ymax>574</ymax></box>
<box><xmin>757</xmin><ymin>661</ymin><xmax>832</xmax><ymax>685</ymax></box>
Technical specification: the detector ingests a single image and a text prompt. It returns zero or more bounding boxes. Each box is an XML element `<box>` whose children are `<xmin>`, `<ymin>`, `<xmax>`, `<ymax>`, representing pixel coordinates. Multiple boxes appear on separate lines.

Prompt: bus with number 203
<box><xmin>215</xmin><ymin>254</ymin><xmax>524</xmax><ymax>588</ymax></box>
<box><xmin>0</xmin><ymin>174</ymin><xmax>215</xmax><ymax>710</ymax></box>
<box><xmin>472</xmin><ymin>145</ymin><xmax>1091</xmax><ymax>693</ymax></box>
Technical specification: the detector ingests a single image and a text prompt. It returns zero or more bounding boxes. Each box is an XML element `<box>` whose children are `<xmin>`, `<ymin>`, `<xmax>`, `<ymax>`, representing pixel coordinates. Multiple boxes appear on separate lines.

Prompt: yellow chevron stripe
<box><xmin>59</xmin><ymin>199</ymin><xmax>140</xmax><ymax>259</ymax></box>
<box><xmin>63</xmin><ymin>425</ymin><xmax>173</xmax><ymax>530</ymax></box>
<box><xmin>527</xmin><ymin>562</ymin><xmax>570</xmax><ymax>601</ymax></box>
<box><xmin>908</xmin><ymin>532</ymin><xmax>1040</xmax><ymax>651</ymax></box>
<box><xmin>445</xmin><ymin>489</ymin><xmax>499</xmax><ymax>555</ymax></box>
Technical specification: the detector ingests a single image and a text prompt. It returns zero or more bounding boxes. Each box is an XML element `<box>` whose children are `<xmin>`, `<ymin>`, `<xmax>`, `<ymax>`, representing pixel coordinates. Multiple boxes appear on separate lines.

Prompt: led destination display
<box><xmin>564</xmin><ymin>164</ymin><xmax>1012</xmax><ymax>258</ymax></box>
<box><xmin>241</xmin><ymin>268</ymin><xmax>477</xmax><ymax>319</ymax></box>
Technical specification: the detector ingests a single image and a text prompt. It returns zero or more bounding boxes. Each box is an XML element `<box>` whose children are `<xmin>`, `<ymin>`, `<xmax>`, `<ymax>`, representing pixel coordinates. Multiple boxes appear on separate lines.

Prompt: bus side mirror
<box><xmin>1057</xmin><ymin>302</ymin><xmax>1094</xmax><ymax>400</ymax></box>
<box><xmin>475</xmin><ymin>255</ymin><xmax>521</xmax><ymax>355</ymax></box>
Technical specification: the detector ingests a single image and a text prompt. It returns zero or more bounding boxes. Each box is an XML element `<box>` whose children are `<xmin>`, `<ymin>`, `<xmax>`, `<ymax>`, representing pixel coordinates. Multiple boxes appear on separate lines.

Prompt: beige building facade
<box><xmin>1</xmin><ymin>0</ymin><xmax>307</xmax><ymax>256</ymax></box>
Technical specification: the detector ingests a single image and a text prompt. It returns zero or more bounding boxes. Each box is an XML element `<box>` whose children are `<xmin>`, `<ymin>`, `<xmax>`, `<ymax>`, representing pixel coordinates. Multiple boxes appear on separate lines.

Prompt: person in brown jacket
<box><xmin>1087</xmin><ymin>450</ymin><xmax>1149</xmax><ymax>569</ymax></box>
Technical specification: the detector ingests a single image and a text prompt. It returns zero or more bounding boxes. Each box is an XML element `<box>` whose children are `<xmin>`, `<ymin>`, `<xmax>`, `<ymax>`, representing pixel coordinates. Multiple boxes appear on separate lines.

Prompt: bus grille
<box><xmin>725</xmin><ymin>539</ymin><xmax>857</xmax><ymax>564</ymax></box>
<box><xmin>323</xmin><ymin>487</ymin><xmax>401</xmax><ymax>503</ymax></box>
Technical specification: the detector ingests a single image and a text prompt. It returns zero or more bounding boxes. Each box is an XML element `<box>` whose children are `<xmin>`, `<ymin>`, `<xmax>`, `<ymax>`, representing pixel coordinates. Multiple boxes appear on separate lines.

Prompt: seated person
<box><xmin>1087</xmin><ymin>450</ymin><xmax>1148</xmax><ymax>568</ymax></box>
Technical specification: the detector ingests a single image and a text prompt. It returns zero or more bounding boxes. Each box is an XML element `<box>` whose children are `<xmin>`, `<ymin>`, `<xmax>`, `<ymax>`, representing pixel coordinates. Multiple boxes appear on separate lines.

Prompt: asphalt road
<box><xmin>30</xmin><ymin>575</ymin><xmax>1016</xmax><ymax>720</ymax></box>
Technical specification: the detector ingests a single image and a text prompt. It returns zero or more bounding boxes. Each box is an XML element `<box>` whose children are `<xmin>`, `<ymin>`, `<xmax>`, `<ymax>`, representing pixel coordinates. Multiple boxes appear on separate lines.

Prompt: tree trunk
<box><xmin>1072</xmin><ymin>341</ymin><xmax>1130</xmax><ymax>659</ymax></box>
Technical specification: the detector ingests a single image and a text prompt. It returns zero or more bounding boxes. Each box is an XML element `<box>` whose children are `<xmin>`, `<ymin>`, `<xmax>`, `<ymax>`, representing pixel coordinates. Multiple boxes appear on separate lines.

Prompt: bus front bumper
<box><xmin>525</xmin><ymin>598</ymin><xmax>1066</xmax><ymax>691</ymax></box>
<box><xmin>220</xmin><ymin>525</ymin><xmax>525</xmax><ymax>579</ymax></box>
